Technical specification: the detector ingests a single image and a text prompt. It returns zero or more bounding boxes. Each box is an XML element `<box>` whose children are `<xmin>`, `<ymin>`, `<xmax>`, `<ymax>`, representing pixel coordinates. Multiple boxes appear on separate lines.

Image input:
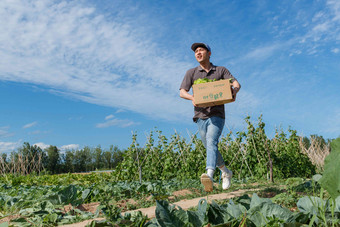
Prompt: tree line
<box><xmin>0</xmin><ymin>142</ymin><xmax>124</xmax><ymax>174</ymax></box>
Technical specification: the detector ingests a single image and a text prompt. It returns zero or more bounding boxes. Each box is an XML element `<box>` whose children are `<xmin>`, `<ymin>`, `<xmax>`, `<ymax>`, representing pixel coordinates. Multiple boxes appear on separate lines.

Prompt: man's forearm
<box><xmin>180</xmin><ymin>89</ymin><xmax>194</xmax><ymax>101</ymax></box>
<box><xmin>180</xmin><ymin>89</ymin><xmax>197</xmax><ymax>106</ymax></box>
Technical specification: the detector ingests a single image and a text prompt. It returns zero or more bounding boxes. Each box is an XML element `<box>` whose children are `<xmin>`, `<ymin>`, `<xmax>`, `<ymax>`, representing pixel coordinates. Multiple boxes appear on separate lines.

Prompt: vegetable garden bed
<box><xmin>1</xmin><ymin>172</ymin><xmax>339</xmax><ymax>226</ymax></box>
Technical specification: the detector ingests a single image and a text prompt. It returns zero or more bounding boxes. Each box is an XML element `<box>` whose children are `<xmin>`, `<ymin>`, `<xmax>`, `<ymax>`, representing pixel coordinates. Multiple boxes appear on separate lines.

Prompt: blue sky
<box><xmin>1</xmin><ymin>0</ymin><xmax>339</xmax><ymax>153</ymax></box>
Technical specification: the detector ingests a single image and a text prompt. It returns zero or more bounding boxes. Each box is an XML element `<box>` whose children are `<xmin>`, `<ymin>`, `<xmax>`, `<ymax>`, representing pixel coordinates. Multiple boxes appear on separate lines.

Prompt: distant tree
<box><xmin>310</xmin><ymin>134</ymin><xmax>327</xmax><ymax>149</ymax></box>
<box><xmin>103</xmin><ymin>150</ymin><xmax>112</xmax><ymax>169</ymax></box>
<box><xmin>301</xmin><ymin>136</ymin><xmax>311</xmax><ymax>149</ymax></box>
<box><xmin>63</xmin><ymin>150</ymin><xmax>75</xmax><ymax>173</ymax></box>
<box><xmin>17</xmin><ymin>142</ymin><xmax>46</xmax><ymax>174</ymax></box>
<box><xmin>74</xmin><ymin>146</ymin><xmax>92</xmax><ymax>172</ymax></box>
<box><xmin>112</xmin><ymin>146</ymin><xmax>124</xmax><ymax>169</ymax></box>
<box><xmin>103</xmin><ymin>145</ymin><xmax>123</xmax><ymax>169</ymax></box>
<box><xmin>45</xmin><ymin>145</ymin><xmax>60</xmax><ymax>174</ymax></box>
<box><xmin>1</xmin><ymin>153</ymin><xmax>7</xmax><ymax>163</ymax></box>
<box><xmin>93</xmin><ymin>146</ymin><xmax>103</xmax><ymax>170</ymax></box>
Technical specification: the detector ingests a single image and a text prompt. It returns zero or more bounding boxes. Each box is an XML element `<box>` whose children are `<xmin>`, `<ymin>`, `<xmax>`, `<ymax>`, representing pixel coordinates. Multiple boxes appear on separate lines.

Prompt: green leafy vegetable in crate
<box><xmin>193</xmin><ymin>78</ymin><xmax>216</xmax><ymax>84</ymax></box>
<box><xmin>193</xmin><ymin>78</ymin><xmax>233</xmax><ymax>85</ymax></box>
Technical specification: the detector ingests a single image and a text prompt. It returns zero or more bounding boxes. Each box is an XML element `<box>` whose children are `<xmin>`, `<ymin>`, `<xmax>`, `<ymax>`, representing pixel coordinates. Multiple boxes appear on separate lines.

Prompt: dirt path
<box><xmin>62</xmin><ymin>188</ymin><xmax>259</xmax><ymax>227</ymax></box>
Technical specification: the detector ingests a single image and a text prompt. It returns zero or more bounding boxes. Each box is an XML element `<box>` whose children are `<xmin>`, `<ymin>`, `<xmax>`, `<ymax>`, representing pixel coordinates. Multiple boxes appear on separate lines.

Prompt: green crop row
<box><xmin>113</xmin><ymin>115</ymin><xmax>319</xmax><ymax>183</ymax></box>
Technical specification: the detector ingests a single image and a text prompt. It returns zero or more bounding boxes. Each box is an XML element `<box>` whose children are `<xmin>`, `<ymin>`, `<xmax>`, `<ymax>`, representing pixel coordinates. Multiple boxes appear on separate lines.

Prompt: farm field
<box><xmin>0</xmin><ymin>172</ymin><xmax>339</xmax><ymax>226</ymax></box>
<box><xmin>1</xmin><ymin>122</ymin><xmax>339</xmax><ymax>226</ymax></box>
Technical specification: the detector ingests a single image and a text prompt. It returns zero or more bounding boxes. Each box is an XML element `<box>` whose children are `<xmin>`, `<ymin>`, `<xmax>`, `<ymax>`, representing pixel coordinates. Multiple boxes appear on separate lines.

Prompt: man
<box><xmin>179</xmin><ymin>43</ymin><xmax>241</xmax><ymax>192</ymax></box>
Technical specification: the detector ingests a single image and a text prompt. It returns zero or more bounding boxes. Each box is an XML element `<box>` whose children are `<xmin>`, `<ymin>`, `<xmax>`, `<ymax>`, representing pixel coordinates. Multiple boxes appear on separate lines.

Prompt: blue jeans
<box><xmin>196</xmin><ymin>116</ymin><xmax>225</xmax><ymax>170</ymax></box>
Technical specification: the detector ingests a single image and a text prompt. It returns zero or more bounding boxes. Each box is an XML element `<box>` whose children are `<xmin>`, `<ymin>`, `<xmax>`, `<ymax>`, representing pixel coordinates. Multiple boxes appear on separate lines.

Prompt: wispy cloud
<box><xmin>0</xmin><ymin>141</ymin><xmax>22</xmax><ymax>153</ymax></box>
<box><xmin>34</xmin><ymin>142</ymin><xmax>50</xmax><ymax>150</ymax></box>
<box><xmin>105</xmin><ymin>115</ymin><xmax>114</xmax><ymax>121</ymax></box>
<box><xmin>60</xmin><ymin>144</ymin><xmax>79</xmax><ymax>152</ymax></box>
<box><xmin>299</xmin><ymin>0</ymin><xmax>340</xmax><ymax>53</ymax></box>
<box><xmin>115</xmin><ymin>109</ymin><xmax>126</xmax><ymax>114</ymax></box>
<box><xmin>23</xmin><ymin>121</ymin><xmax>37</xmax><ymax>129</ymax></box>
<box><xmin>242</xmin><ymin>43</ymin><xmax>284</xmax><ymax>61</ymax></box>
<box><xmin>237</xmin><ymin>0</ymin><xmax>340</xmax><ymax>62</ymax></box>
<box><xmin>30</xmin><ymin>142</ymin><xmax>80</xmax><ymax>152</ymax></box>
<box><xmin>96</xmin><ymin>115</ymin><xmax>138</xmax><ymax>128</ymax></box>
<box><xmin>332</xmin><ymin>48</ymin><xmax>339</xmax><ymax>53</ymax></box>
<box><xmin>0</xmin><ymin>0</ymin><xmax>192</xmax><ymax>122</ymax></box>
<box><xmin>0</xmin><ymin>126</ymin><xmax>14</xmax><ymax>138</ymax></box>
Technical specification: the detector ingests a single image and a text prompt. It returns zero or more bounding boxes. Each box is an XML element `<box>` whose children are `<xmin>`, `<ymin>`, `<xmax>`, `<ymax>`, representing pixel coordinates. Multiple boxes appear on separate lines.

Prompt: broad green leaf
<box><xmin>297</xmin><ymin>196</ymin><xmax>325</xmax><ymax>215</ymax></box>
<box><xmin>249</xmin><ymin>193</ymin><xmax>272</xmax><ymax>209</ymax></box>
<box><xmin>60</xmin><ymin>185</ymin><xmax>78</xmax><ymax>205</ymax></box>
<box><xmin>154</xmin><ymin>200</ymin><xmax>179</xmax><ymax>227</ymax></box>
<box><xmin>319</xmin><ymin>137</ymin><xmax>340</xmax><ymax>200</ymax></box>
<box><xmin>208</xmin><ymin>201</ymin><xmax>232</xmax><ymax>224</ymax></box>
<box><xmin>234</xmin><ymin>194</ymin><xmax>251</xmax><ymax>210</ymax></box>
<box><xmin>197</xmin><ymin>198</ymin><xmax>208</xmax><ymax>223</ymax></box>
<box><xmin>226</xmin><ymin>203</ymin><xmax>246</xmax><ymax>219</ymax></box>
<box><xmin>248</xmin><ymin>202</ymin><xmax>294</xmax><ymax>226</ymax></box>
<box><xmin>39</xmin><ymin>201</ymin><xmax>55</xmax><ymax>211</ymax></box>
<box><xmin>82</xmin><ymin>188</ymin><xmax>91</xmax><ymax>200</ymax></box>
<box><xmin>312</xmin><ymin>174</ymin><xmax>322</xmax><ymax>182</ymax></box>
<box><xmin>186</xmin><ymin>210</ymin><xmax>205</xmax><ymax>227</ymax></box>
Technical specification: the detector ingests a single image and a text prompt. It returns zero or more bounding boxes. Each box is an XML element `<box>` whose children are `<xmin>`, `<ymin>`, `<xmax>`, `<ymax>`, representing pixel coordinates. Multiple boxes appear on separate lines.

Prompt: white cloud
<box><xmin>300</xmin><ymin>0</ymin><xmax>340</xmax><ymax>50</ymax></box>
<box><xmin>332</xmin><ymin>48</ymin><xmax>339</xmax><ymax>53</ymax></box>
<box><xmin>96</xmin><ymin>115</ymin><xmax>139</xmax><ymax>128</ymax></box>
<box><xmin>0</xmin><ymin>0</ymin><xmax>192</xmax><ymax>122</ymax></box>
<box><xmin>0</xmin><ymin>141</ymin><xmax>22</xmax><ymax>153</ymax></box>
<box><xmin>23</xmin><ymin>121</ymin><xmax>37</xmax><ymax>129</ymax></box>
<box><xmin>240</xmin><ymin>0</ymin><xmax>340</xmax><ymax>60</ymax></box>
<box><xmin>33</xmin><ymin>142</ymin><xmax>81</xmax><ymax>152</ymax></box>
<box><xmin>0</xmin><ymin>141</ymin><xmax>82</xmax><ymax>153</ymax></box>
<box><xmin>105</xmin><ymin>114</ymin><xmax>115</xmax><ymax>120</ymax></box>
<box><xmin>60</xmin><ymin>144</ymin><xmax>79</xmax><ymax>151</ymax></box>
<box><xmin>34</xmin><ymin>142</ymin><xmax>50</xmax><ymax>150</ymax></box>
<box><xmin>242</xmin><ymin>43</ymin><xmax>283</xmax><ymax>61</ymax></box>
<box><xmin>115</xmin><ymin>109</ymin><xmax>126</xmax><ymax>114</ymax></box>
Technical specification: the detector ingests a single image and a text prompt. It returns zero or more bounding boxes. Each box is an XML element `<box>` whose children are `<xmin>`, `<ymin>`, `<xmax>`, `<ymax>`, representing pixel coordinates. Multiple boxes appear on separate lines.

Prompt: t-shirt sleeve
<box><xmin>179</xmin><ymin>68</ymin><xmax>194</xmax><ymax>91</ymax></box>
<box><xmin>222</xmin><ymin>67</ymin><xmax>237</xmax><ymax>83</ymax></box>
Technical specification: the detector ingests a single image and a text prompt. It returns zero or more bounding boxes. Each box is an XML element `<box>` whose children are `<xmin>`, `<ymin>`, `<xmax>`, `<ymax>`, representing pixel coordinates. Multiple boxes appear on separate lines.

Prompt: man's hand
<box><xmin>231</xmin><ymin>80</ymin><xmax>241</xmax><ymax>100</ymax></box>
<box><xmin>232</xmin><ymin>87</ymin><xmax>240</xmax><ymax>100</ymax></box>
<box><xmin>192</xmin><ymin>99</ymin><xmax>197</xmax><ymax>107</ymax></box>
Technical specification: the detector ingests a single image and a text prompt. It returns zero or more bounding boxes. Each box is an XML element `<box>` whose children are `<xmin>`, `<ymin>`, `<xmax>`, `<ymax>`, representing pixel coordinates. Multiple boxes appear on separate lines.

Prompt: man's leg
<box><xmin>197</xmin><ymin>118</ymin><xmax>213</xmax><ymax>191</ymax></box>
<box><xmin>205</xmin><ymin>117</ymin><xmax>232</xmax><ymax>190</ymax></box>
<box><xmin>205</xmin><ymin>117</ymin><xmax>225</xmax><ymax>170</ymax></box>
<box><xmin>197</xmin><ymin>117</ymin><xmax>225</xmax><ymax>191</ymax></box>
<box><xmin>219</xmin><ymin>165</ymin><xmax>233</xmax><ymax>190</ymax></box>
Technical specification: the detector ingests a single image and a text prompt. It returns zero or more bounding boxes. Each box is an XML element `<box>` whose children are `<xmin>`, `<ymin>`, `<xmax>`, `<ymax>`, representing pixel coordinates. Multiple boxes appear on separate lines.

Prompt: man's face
<box><xmin>194</xmin><ymin>47</ymin><xmax>211</xmax><ymax>63</ymax></box>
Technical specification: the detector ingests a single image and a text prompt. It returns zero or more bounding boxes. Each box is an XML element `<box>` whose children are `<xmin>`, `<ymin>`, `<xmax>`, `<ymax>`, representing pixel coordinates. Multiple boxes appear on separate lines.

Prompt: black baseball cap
<box><xmin>191</xmin><ymin>43</ymin><xmax>211</xmax><ymax>52</ymax></box>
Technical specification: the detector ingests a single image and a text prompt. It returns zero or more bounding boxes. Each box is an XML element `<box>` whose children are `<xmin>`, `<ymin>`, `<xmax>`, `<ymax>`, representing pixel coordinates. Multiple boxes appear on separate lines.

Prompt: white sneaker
<box><xmin>200</xmin><ymin>173</ymin><xmax>213</xmax><ymax>192</ymax></box>
<box><xmin>222</xmin><ymin>170</ymin><xmax>232</xmax><ymax>190</ymax></box>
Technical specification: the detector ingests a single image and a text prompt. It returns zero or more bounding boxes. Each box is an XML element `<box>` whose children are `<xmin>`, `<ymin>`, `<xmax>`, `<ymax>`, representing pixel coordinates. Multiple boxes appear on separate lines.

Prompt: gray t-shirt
<box><xmin>180</xmin><ymin>63</ymin><xmax>237</xmax><ymax>122</ymax></box>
